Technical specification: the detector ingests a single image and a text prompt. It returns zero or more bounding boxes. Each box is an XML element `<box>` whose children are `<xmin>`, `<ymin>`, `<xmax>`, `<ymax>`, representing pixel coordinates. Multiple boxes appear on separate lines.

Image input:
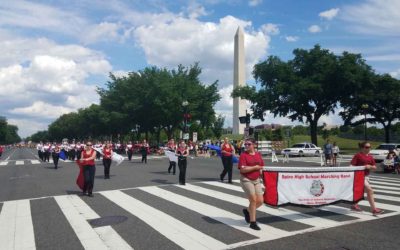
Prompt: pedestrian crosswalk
<box><xmin>0</xmin><ymin>175</ymin><xmax>399</xmax><ymax>250</ymax></box>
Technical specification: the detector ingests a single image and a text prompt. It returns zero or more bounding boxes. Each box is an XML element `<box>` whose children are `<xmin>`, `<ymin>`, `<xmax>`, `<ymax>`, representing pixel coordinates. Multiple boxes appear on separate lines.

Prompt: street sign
<box><xmin>192</xmin><ymin>132</ymin><xmax>198</xmax><ymax>142</ymax></box>
<box><xmin>183</xmin><ymin>133</ymin><xmax>189</xmax><ymax>140</ymax></box>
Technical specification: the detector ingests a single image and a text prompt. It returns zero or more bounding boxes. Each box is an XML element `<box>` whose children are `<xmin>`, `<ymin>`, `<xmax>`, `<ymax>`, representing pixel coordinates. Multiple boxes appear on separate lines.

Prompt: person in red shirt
<box><xmin>80</xmin><ymin>142</ymin><xmax>96</xmax><ymax>197</ymax></box>
<box><xmin>238</xmin><ymin>138</ymin><xmax>264</xmax><ymax>230</ymax></box>
<box><xmin>220</xmin><ymin>137</ymin><xmax>235</xmax><ymax>183</ymax></box>
<box><xmin>102</xmin><ymin>143</ymin><xmax>113</xmax><ymax>179</ymax></box>
<box><xmin>0</xmin><ymin>145</ymin><xmax>3</xmax><ymax>158</ymax></box>
<box><xmin>350</xmin><ymin>141</ymin><xmax>383</xmax><ymax>215</ymax></box>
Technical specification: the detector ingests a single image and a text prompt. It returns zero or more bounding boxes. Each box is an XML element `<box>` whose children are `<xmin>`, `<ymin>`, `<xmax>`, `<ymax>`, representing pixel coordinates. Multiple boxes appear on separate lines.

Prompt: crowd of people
<box><xmin>3</xmin><ymin>137</ymin><xmax>388</xmax><ymax>231</ymax></box>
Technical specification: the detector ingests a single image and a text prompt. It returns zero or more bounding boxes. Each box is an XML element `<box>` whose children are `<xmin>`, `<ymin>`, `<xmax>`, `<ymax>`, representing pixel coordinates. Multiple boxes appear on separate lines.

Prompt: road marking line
<box><xmin>194</xmin><ymin>182</ymin><xmax>341</xmax><ymax>228</ymax></box>
<box><xmin>370</xmin><ymin>175</ymin><xmax>400</xmax><ymax>182</ymax></box>
<box><xmin>15</xmin><ymin>160</ymin><xmax>24</xmax><ymax>165</ymax></box>
<box><xmin>101</xmin><ymin>190</ymin><xmax>227</xmax><ymax>250</ymax></box>
<box><xmin>0</xmin><ymin>199</ymin><xmax>36</xmax><ymax>249</ymax></box>
<box><xmin>373</xmin><ymin>189</ymin><xmax>400</xmax><ymax>195</ymax></box>
<box><xmin>0</xmin><ymin>161</ymin><xmax>8</xmax><ymax>166</ymax></box>
<box><xmin>358</xmin><ymin>200</ymin><xmax>400</xmax><ymax>211</ymax></box>
<box><xmin>370</xmin><ymin>180</ymin><xmax>400</xmax><ymax>185</ymax></box>
<box><xmin>371</xmin><ymin>185</ymin><xmax>400</xmax><ymax>191</ymax></box>
<box><xmin>54</xmin><ymin>195</ymin><xmax>109</xmax><ymax>250</ymax></box>
<box><xmin>374</xmin><ymin>194</ymin><xmax>400</xmax><ymax>202</ymax></box>
<box><xmin>140</xmin><ymin>186</ymin><xmax>277</xmax><ymax>239</ymax></box>
<box><xmin>31</xmin><ymin>160</ymin><xmax>40</xmax><ymax>164</ymax></box>
<box><xmin>319</xmin><ymin>205</ymin><xmax>374</xmax><ymax>220</ymax></box>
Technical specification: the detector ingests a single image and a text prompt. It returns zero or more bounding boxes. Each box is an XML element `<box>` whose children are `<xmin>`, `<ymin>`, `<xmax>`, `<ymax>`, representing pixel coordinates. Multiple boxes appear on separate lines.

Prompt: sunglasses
<box><xmin>86</xmin><ymin>144</ymin><xmax>92</xmax><ymax>146</ymax></box>
<box><xmin>364</xmin><ymin>146</ymin><xmax>371</xmax><ymax>149</ymax></box>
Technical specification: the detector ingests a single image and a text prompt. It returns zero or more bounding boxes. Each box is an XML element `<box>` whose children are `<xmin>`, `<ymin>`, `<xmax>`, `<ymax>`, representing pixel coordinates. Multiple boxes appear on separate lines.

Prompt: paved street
<box><xmin>1</xmin><ymin>147</ymin><xmax>400</xmax><ymax>250</ymax></box>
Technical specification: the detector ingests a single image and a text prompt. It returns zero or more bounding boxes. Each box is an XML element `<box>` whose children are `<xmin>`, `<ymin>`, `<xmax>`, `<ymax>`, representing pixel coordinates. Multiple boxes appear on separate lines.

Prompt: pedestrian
<box><xmin>350</xmin><ymin>141</ymin><xmax>383</xmax><ymax>215</ymax></box>
<box><xmin>126</xmin><ymin>141</ymin><xmax>133</xmax><ymax>161</ymax></box>
<box><xmin>0</xmin><ymin>145</ymin><xmax>3</xmax><ymax>158</ymax></box>
<box><xmin>323</xmin><ymin>139</ymin><xmax>333</xmax><ymax>166</ymax></box>
<box><xmin>167</xmin><ymin>139</ymin><xmax>176</xmax><ymax>174</ymax></box>
<box><xmin>238</xmin><ymin>138</ymin><xmax>264</xmax><ymax>231</ymax></box>
<box><xmin>102</xmin><ymin>143</ymin><xmax>113</xmax><ymax>179</ymax></box>
<box><xmin>176</xmin><ymin>140</ymin><xmax>189</xmax><ymax>185</ymax></box>
<box><xmin>332</xmin><ymin>142</ymin><xmax>340</xmax><ymax>166</ymax></box>
<box><xmin>80</xmin><ymin>142</ymin><xmax>96</xmax><ymax>197</ymax></box>
<box><xmin>141</xmin><ymin>139</ymin><xmax>149</xmax><ymax>164</ymax></box>
<box><xmin>220</xmin><ymin>137</ymin><xmax>235</xmax><ymax>183</ymax></box>
<box><xmin>52</xmin><ymin>145</ymin><xmax>60</xmax><ymax>169</ymax></box>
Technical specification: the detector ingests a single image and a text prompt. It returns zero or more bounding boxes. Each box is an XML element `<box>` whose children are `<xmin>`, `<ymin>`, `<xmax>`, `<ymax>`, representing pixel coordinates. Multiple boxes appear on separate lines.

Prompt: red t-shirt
<box><xmin>351</xmin><ymin>152</ymin><xmax>375</xmax><ymax>176</ymax></box>
<box><xmin>238</xmin><ymin>151</ymin><xmax>264</xmax><ymax>180</ymax></box>
<box><xmin>103</xmin><ymin>148</ymin><xmax>112</xmax><ymax>160</ymax></box>
<box><xmin>221</xmin><ymin>143</ymin><xmax>233</xmax><ymax>157</ymax></box>
<box><xmin>82</xmin><ymin>149</ymin><xmax>95</xmax><ymax>166</ymax></box>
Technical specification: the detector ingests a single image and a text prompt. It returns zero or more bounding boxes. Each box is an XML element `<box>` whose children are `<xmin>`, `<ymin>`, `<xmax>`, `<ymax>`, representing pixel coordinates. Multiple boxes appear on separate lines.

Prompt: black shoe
<box><xmin>88</xmin><ymin>193</ymin><xmax>94</xmax><ymax>197</ymax></box>
<box><xmin>250</xmin><ymin>222</ymin><xmax>261</xmax><ymax>230</ymax></box>
<box><xmin>243</xmin><ymin>209</ymin><xmax>250</xmax><ymax>223</ymax></box>
<box><xmin>80</xmin><ymin>192</ymin><xmax>87</xmax><ymax>196</ymax></box>
<box><xmin>228</xmin><ymin>181</ymin><xmax>233</xmax><ymax>184</ymax></box>
<box><xmin>220</xmin><ymin>175</ymin><xmax>224</xmax><ymax>182</ymax></box>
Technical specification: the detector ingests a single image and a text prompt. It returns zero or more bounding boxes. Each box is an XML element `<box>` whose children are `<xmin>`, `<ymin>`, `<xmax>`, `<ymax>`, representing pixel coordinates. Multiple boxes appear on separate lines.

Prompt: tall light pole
<box><xmin>182</xmin><ymin>100</ymin><xmax>189</xmax><ymax>141</ymax></box>
<box><xmin>361</xmin><ymin>104</ymin><xmax>369</xmax><ymax>141</ymax></box>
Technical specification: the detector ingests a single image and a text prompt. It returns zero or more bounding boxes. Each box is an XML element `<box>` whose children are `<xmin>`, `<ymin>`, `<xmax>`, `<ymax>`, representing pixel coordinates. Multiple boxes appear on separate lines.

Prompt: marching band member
<box><xmin>43</xmin><ymin>142</ymin><xmax>51</xmax><ymax>162</ymax></box>
<box><xmin>80</xmin><ymin>142</ymin><xmax>96</xmax><ymax>197</ymax></box>
<box><xmin>238</xmin><ymin>138</ymin><xmax>264</xmax><ymax>231</ymax></box>
<box><xmin>176</xmin><ymin>140</ymin><xmax>189</xmax><ymax>185</ymax></box>
<box><xmin>69</xmin><ymin>141</ymin><xmax>76</xmax><ymax>161</ymax></box>
<box><xmin>37</xmin><ymin>141</ymin><xmax>43</xmax><ymax>161</ymax></box>
<box><xmin>141</xmin><ymin>139</ymin><xmax>149</xmax><ymax>164</ymax></box>
<box><xmin>220</xmin><ymin>137</ymin><xmax>235</xmax><ymax>183</ymax></box>
<box><xmin>52</xmin><ymin>144</ymin><xmax>61</xmax><ymax>169</ymax></box>
<box><xmin>167</xmin><ymin>139</ymin><xmax>177</xmax><ymax>174</ymax></box>
<box><xmin>102</xmin><ymin>143</ymin><xmax>113</xmax><ymax>179</ymax></box>
<box><xmin>126</xmin><ymin>141</ymin><xmax>133</xmax><ymax>161</ymax></box>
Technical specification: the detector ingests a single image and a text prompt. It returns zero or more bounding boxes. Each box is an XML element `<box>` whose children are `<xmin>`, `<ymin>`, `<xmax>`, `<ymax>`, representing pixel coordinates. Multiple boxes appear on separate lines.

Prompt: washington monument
<box><xmin>233</xmin><ymin>26</ymin><xmax>246</xmax><ymax>135</ymax></box>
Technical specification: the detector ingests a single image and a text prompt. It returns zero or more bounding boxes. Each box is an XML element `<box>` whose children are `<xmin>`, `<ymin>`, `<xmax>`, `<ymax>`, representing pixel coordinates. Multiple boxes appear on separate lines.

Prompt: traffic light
<box><xmin>246</xmin><ymin>113</ymin><xmax>251</xmax><ymax>124</ymax></box>
<box><xmin>239</xmin><ymin>116</ymin><xmax>247</xmax><ymax>124</ymax></box>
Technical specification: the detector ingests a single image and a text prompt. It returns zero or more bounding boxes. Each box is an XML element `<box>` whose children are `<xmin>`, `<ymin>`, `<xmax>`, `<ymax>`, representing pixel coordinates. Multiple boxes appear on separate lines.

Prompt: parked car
<box><xmin>370</xmin><ymin>143</ymin><xmax>400</xmax><ymax>162</ymax></box>
<box><xmin>282</xmin><ymin>143</ymin><xmax>321</xmax><ymax>156</ymax></box>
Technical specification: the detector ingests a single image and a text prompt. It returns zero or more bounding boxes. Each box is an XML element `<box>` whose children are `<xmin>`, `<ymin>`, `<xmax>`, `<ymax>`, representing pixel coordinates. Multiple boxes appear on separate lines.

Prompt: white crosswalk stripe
<box><xmin>0</xmin><ymin>161</ymin><xmax>8</xmax><ymax>166</ymax></box>
<box><xmin>0</xmin><ymin>175</ymin><xmax>399</xmax><ymax>250</ymax></box>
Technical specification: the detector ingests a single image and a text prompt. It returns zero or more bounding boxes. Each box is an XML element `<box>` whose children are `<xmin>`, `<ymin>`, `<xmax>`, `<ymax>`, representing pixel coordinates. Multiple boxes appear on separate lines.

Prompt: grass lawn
<box><xmin>222</xmin><ymin>134</ymin><xmax>383</xmax><ymax>154</ymax></box>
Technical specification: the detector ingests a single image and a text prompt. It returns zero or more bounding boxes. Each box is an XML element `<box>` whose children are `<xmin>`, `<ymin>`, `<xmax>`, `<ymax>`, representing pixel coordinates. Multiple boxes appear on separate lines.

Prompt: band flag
<box><xmin>164</xmin><ymin>150</ymin><xmax>178</xmax><ymax>163</ymax></box>
<box><xmin>75</xmin><ymin>160</ymin><xmax>84</xmax><ymax>191</ymax></box>
<box><xmin>207</xmin><ymin>145</ymin><xmax>239</xmax><ymax>163</ymax></box>
<box><xmin>59</xmin><ymin>150</ymin><xmax>67</xmax><ymax>161</ymax></box>
<box><xmin>262</xmin><ymin>166</ymin><xmax>365</xmax><ymax>207</ymax></box>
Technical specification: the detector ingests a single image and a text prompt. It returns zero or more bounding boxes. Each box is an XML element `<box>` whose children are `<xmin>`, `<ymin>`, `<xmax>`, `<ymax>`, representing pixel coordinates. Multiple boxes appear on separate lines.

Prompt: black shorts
<box><xmin>333</xmin><ymin>153</ymin><xmax>338</xmax><ymax>157</ymax></box>
<box><xmin>325</xmin><ymin>154</ymin><xmax>332</xmax><ymax>160</ymax></box>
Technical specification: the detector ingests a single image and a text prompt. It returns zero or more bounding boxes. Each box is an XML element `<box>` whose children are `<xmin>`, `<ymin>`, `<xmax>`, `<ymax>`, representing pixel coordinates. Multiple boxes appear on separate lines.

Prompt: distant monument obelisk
<box><xmin>233</xmin><ymin>26</ymin><xmax>246</xmax><ymax>135</ymax></box>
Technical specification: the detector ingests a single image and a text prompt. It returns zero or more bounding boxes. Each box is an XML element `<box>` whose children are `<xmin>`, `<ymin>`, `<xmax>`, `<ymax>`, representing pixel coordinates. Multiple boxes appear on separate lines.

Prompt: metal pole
<box><xmin>364</xmin><ymin>112</ymin><xmax>367</xmax><ymax>141</ymax></box>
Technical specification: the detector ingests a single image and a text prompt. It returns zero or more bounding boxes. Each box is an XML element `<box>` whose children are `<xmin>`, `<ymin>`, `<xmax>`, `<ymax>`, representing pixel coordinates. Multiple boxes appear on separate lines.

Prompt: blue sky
<box><xmin>0</xmin><ymin>0</ymin><xmax>399</xmax><ymax>137</ymax></box>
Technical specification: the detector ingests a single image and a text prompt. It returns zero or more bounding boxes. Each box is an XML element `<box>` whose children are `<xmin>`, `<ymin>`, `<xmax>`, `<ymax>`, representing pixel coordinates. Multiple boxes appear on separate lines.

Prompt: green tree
<box><xmin>341</xmin><ymin>74</ymin><xmax>400</xmax><ymax>143</ymax></box>
<box><xmin>232</xmin><ymin>45</ymin><xmax>373</xmax><ymax>146</ymax></box>
<box><xmin>0</xmin><ymin>117</ymin><xmax>21</xmax><ymax>144</ymax></box>
<box><xmin>211</xmin><ymin>115</ymin><xmax>225</xmax><ymax>139</ymax></box>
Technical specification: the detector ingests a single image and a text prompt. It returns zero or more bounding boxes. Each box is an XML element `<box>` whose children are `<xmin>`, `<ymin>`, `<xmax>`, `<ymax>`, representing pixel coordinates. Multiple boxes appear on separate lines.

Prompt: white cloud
<box><xmin>10</xmin><ymin>101</ymin><xmax>76</xmax><ymax>119</ymax></box>
<box><xmin>285</xmin><ymin>36</ymin><xmax>299</xmax><ymax>42</ymax></box>
<box><xmin>7</xmin><ymin>118</ymin><xmax>49</xmax><ymax>138</ymax></box>
<box><xmin>308</xmin><ymin>25</ymin><xmax>322</xmax><ymax>33</ymax></box>
<box><xmin>319</xmin><ymin>8</ymin><xmax>340</xmax><ymax>20</ymax></box>
<box><xmin>133</xmin><ymin>15</ymin><xmax>270</xmax><ymax>87</ymax></box>
<box><xmin>341</xmin><ymin>0</ymin><xmax>400</xmax><ymax>36</ymax></box>
<box><xmin>260</xmin><ymin>23</ymin><xmax>280</xmax><ymax>35</ymax></box>
<box><xmin>249</xmin><ymin>0</ymin><xmax>262</xmax><ymax>7</ymax></box>
<box><xmin>390</xmin><ymin>69</ymin><xmax>400</xmax><ymax>79</ymax></box>
<box><xmin>366</xmin><ymin>54</ymin><xmax>400</xmax><ymax>62</ymax></box>
<box><xmin>82</xmin><ymin>22</ymin><xmax>122</xmax><ymax>45</ymax></box>
<box><xmin>0</xmin><ymin>35</ymin><xmax>112</xmax><ymax>137</ymax></box>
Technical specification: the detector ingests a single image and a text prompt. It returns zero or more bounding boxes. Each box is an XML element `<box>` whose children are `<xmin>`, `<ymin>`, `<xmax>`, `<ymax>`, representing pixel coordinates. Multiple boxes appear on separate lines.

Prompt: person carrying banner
<box><xmin>220</xmin><ymin>137</ymin><xmax>235</xmax><ymax>183</ymax></box>
<box><xmin>350</xmin><ymin>141</ymin><xmax>383</xmax><ymax>215</ymax></box>
<box><xmin>141</xmin><ymin>139</ymin><xmax>149</xmax><ymax>164</ymax></box>
<box><xmin>167</xmin><ymin>139</ymin><xmax>177</xmax><ymax>174</ymax></box>
<box><xmin>52</xmin><ymin>144</ymin><xmax>61</xmax><ymax>169</ymax></box>
<box><xmin>80</xmin><ymin>142</ymin><xmax>96</xmax><ymax>197</ymax></box>
<box><xmin>176</xmin><ymin>140</ymin><xmax>189</xmax><ymax>185</ymax></box>
<box><xmin>102</xmin><ymin>143</ymin><xmax>113</xmax><ymax>179</ymax></box>
<box><xmin>238</xmin><ymin>138</ymin><xmax>264</xmax><ymax>231</ymax></box>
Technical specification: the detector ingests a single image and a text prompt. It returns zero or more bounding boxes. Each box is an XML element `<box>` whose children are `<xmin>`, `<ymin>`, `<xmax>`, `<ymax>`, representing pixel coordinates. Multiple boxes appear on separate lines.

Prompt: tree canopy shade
<box><xmin>0</xmin><ymin>117</ymin><xmax>21</xmax><ymax>144</ymax></box>
<box><xmin>341</xmin><ymin>74</ymin><xmax>400</xmax><ymax>143</ymax></box>
<box><xmin>232</xmin><ymin>45</ymin><xmax>374</xmax><ymax>145</ymax></box>
<box><xmin>98</xmin><ymin>63</ymin><xmax>220</xmax><ymax>139</ymax></box>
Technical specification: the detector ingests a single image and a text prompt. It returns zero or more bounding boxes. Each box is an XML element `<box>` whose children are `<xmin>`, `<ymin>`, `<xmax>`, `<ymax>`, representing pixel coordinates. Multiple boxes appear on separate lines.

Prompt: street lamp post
<box><xmin>361</xmin><ymin>104</ymin><xmax>369</xmax><ymax>141</ymax></box>
<box><xmin>182</xmin><ymin>101</ymin><xmax>189</xmax><ymax>141</ymax></box>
